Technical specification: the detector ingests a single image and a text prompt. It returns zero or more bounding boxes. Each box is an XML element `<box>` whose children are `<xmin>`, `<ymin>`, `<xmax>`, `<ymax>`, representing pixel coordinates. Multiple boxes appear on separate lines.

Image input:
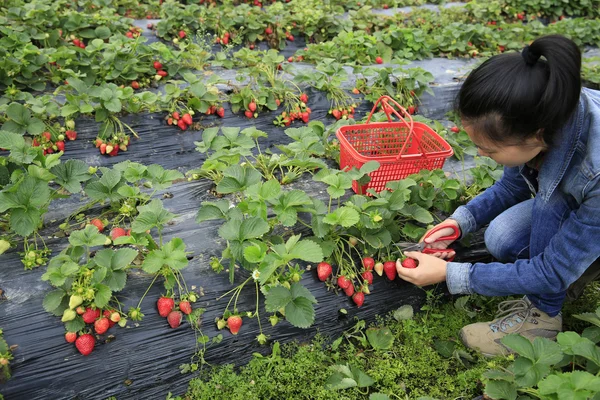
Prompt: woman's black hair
<box><xmin>457</xmin><ymin>34</ymin><xmax>582</xmax><ymax>146</ymax></box>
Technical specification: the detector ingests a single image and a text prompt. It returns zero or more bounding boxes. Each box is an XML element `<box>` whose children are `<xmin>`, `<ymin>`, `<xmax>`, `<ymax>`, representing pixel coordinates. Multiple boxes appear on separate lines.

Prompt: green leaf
<box><xmin>484</xmin><ymin>380</ymin><xmax>518</xmax><ymax>400</ymax></box>
<box><xmin>132</xmin><ymin>199</ymin><xmax>174</xmax><ymax>233</ymax></box>
<box><xmin>244</xmin><ymin>241</ymin><xmax>267</xmax><ymax>264</ymax></box>
<box><xmin>325</xmin><ymin>365</ymin><xmax>357</xmax><ymax>390</ymax></box>
<box><xmin>400</xmin><ymin>203</ymin><xmax>433</xmax><ymax>224</ymax></box>
<box><xmin>43</xmin><ymin>289</ymin><xmax>66</xmax><ymax>313</ymax></box>
<box><xmin>285</xmin><ymin>296</ymin><xmax>315</xmax><ymax>328</ymax></box>
<box><xmin>265</xmin><ymin>286</ymin><xmax>292</xmax><ymax>312</ymax></box>
<box><xmin>433</xmin><ymin>339</ymin><xmax>456</xmax><ymax>358</ymax></box>
<box><xmin>286</xmin><ymin>239</ymin><xmax>324</xmax><ymax>263</ymax></box>
<box><xmin>10</xmin><ymin>207</ymin><xmax>42</xmax><ymax>237</ymax></box>
<box><xmin>93</xmin><ymin>248</ymin><xmax>138</xmax><ymax>270</ymax></box>
<box><xmin>369</xmin><ymin>394</ymin><xmax>390</xmax><ymax>400</ymax></box>
<box><xmin>366</xmin><ymin>327</ymin><xmax>395</xmax><ymax>350</ymax></box>
<box><xmin>352</xmin><ymin>365</ymin><xmax>375</xmax><ymax>388</ymax></box>
<box><xmin>217</xmin><ymin>165</ymin><xmax>262</xmax><ymax>194</ymax></box>
<box><xmin>65</xmin><ymin>318</ymin><xmax>85</xmax><ymax>333</ymax></box>
<box><xmin>141</xmin><ymin>238</ymin><xmax>188</xmax><ymax>273</ymax></box>
<box><xmin>0</xmin><ymin>130</ymin><xmax>25</xmax><ymax>149</ymax></box>
<box><xmin>145</xmin><ymin>164</ymin><xmax>184</xmax><ymax>190</ymax></box>
<box><xmin>575</xmin><ymin>312</ymin><xmax>600</xmax><ymax>328</ymax></box>
<box><xmin>196</xmin><ymin>200</ymin><xmax>230</xmax><ymax>223</ymax></box>
<box><xmin>50</xmin><ymin>159</ymin><xmax>91</xmax><ymax>193</ymax></box>
<box><xmin>94</xmin><ymin>284</ymin><xmax>111</xmax><ymax>308</ymax></box>
<box><xmin>6</xmin><ymin>102</ymin><xmax>30</xmax><ymax>125</ymax></box>
<box><xmin>323</xmin><ymin>206</ymin><xmax>360</xmax><ymax>228</ymax></box>
<box><xmin>85</xmin><ymin>169</ymin><xmax>124</xmax><ymax>202</ymax></box>
<box><xmin>502</xmin><ymin>334</ymin><xmax>535</xmax><ymax>359</ymax></box>
<box><xmin>69</xmin><ymin>225</ymin><xmax>107</xmax><ymax>247</ymax></box>
<box><xmin>105</xmin><ymin>270</ymin><xmax>127</xmax><ymax>291</ymax></box>
<box><xmin>393</xmin><ymin>305</ymin><xmax>414</xmax><ymax>321</ymax></box>
<box><xmin>291</xmin><ymin>282</ymin><xmax>317</xmax><ymax>304</ymax></box>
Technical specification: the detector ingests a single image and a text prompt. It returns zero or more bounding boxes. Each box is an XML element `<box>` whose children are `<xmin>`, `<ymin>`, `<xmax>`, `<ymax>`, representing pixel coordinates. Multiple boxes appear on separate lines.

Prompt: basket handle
<box><xmin>365</xmin><ymin>95</ymin><xmax>426</xmax><ymax>160</ymax></box>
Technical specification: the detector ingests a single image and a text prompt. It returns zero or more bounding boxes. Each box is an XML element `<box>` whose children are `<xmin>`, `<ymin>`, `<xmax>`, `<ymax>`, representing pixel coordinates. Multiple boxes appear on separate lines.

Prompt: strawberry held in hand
<box><xmin>401</xmin><ymin>258</ymin><xmax>418</xmax><ymax>269</ymax></box>
<box><xmin>317</xmin><ymin>262</ymin><xmax>332</xmax><ymax>281</ymax></box>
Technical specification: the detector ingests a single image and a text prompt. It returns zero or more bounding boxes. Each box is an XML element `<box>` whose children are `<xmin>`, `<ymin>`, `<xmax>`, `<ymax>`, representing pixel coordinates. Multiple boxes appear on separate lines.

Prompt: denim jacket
<box><xmin>446</xmin><ymin>88</ymin><xmax>600</xmax><ymax>297</ymax></box>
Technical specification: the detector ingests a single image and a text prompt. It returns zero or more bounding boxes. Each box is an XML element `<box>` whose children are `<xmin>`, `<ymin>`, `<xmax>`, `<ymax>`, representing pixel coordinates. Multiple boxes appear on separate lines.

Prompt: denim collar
<box><xmin>536</xmin><ymin>92</ymin><xmax>586</xmax><ymax>201</ymax></box>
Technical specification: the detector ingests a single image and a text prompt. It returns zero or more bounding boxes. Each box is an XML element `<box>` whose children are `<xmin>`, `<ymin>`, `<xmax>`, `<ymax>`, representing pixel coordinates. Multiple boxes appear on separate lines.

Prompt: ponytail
<box><xmin>457</xmin><ymin>34</ymin><xmax>582</xmax><ymax>146</ymax></box>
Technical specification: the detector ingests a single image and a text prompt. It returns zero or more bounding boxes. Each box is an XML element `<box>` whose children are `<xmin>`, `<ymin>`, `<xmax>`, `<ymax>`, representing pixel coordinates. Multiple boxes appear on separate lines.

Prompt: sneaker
<box><xmin>459</xmin><ymin>297</ymin><xmax>562</xmax><ymax>357</ymax></box>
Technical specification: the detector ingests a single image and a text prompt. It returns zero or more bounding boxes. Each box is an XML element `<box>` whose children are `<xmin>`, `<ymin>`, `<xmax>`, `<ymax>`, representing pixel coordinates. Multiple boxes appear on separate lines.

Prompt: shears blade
<box><xmin>393</xmin><ymin>241</ymin><xmax>425</xmax><ymax>252</ymax></box>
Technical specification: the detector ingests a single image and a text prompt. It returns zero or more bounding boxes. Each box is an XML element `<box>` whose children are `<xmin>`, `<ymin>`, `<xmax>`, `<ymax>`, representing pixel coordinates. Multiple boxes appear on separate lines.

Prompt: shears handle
<box><xmin>420</xmin><ymin>224</ymin><xmax>460</xmax><ymax>262</ymax></box>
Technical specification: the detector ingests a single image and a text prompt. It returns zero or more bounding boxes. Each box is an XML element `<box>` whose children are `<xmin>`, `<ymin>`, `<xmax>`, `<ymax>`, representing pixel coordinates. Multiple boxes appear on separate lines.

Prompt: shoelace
<box><xmin>491</xmin><ymin>298</ymin><xmax>533</xmax><ymax>333</ymax></box>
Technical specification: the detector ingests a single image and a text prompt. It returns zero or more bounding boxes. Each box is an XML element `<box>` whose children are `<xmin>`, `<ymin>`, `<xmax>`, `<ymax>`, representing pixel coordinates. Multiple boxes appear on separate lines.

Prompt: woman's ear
<box><xmin>535</xmin><ymin>129</ymin><xmax>548</xmax><ymax>147</ymax></box>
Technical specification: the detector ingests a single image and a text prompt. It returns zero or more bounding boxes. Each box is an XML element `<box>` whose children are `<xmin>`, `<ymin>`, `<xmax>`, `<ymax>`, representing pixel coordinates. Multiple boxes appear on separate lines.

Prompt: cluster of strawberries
<box><xmin>167</xmin><ymin>111</ymin><xmax>195</xmax><ymax>131</ymax></box>
<box><xmin>329</xmin><ymin>104</ymin><xmax>357</xmax><ymax>121</ymax></box>
<box><xmin>215</xmin><ymin>31</ymin><xmax>231</xmax><ymax>45</ymax></box>
<box><xmin>152</xmin><ymin>61</ymin><xmax>168</xmax><ymax>81</ymax></box>
<box><xmin>316</xmin><ymin>255</ymin><xmax>418</xmax><ymax>308</ymax></box>
<box><xmin>32</xmin><ymin>120</ymin><xmax>78</xmax><ymax>155</ymax></box>
<box><xmin>125</xmin><ymin>26</ymin><xmax>142</xmax><ymax>39</ymax></box>
<box><xmin>216</xmin><ymin>315</ymin><xmax>243</xmax><ymax>335</ymax></box>
<box><xmin>64</xmin><ymin>302</ymin><xmax>124</xmax><ymax>356</ymax></box>
<box><xmin>94</xmin><ymin>135</ymin><xmax>129</xmax><ymax>157</ymax></box>
<box><xmin>156</xmin><ymin>295</ymin><xmax>194</xmax><ymax>329</ymax></box>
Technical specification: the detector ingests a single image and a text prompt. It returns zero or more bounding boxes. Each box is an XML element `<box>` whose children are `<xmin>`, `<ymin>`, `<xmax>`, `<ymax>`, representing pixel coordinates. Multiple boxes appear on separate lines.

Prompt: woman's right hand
<box><xmin>420</xmin><ymin>219</ymin><xmax>461</xmax><ymax>260</ymax></box>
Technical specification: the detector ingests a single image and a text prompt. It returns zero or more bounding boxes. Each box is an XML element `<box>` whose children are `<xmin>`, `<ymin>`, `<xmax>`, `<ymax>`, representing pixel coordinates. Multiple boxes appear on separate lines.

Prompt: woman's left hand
<box><xmin>396</xmin><ymin>251</ymin><xmax>448</xmax><ymax>286</ymax></box>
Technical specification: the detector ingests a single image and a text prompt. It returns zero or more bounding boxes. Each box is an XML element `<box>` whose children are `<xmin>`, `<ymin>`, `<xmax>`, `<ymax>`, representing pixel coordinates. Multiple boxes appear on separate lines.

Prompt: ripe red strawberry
<box><xmin>153</xmin><ymin>61</ymin><xmax>162</xmax><ymax>70</ymax></box>
<box><xmin>108</xmin><ymin>145</ymin><xmax>119</xmax><ymax>157</ymax></box>
<box><xmin>94</xmin><ymin>317</ymin><xmax>110</xmax><ymax>334</ymax></box>
<box><xmin>73</xmin><ymin>38</ymin><xmax>80</xmax><ymax>46</ymax></box>
<box><xmin>352</xmin><ymin>292</ymin><xmax>365</xmax><ymax>307</ymax></box>
<box><xmin>167</xmin><ymin>117</ymin><xmax>174</xmax><ymax>125</ymax></box>
<box><xmin>172</xmin><ymin>111</ymin><xmax>180</xmax><ymax>120</ymax></box>
<box><xmin>177</xmin><ymin>119</ymin><xmax>188</xmax><ymax>130</ymax></box>
<box><xmin>227</xmin><ymin>315</ymin><xmax>242</xmax><ymax>335</ymax></box>
<box><xmin>451</xmin><ymin>126</ymin><xmax>460</xmax><ymax>133</ymax></box>
<box><xmin>82</xmin><ymin>307</ymin><xmax>101</xmax><ymax>324</ymax></box>
<box><xmin>245</xmin><ymin>110</ymin><xmax>254</xmax><ymax>118</ymax></box>
<box><xmin>42</xmin><ymin>131</ymin><xmax>51</xmax><ymax>141</ymax></box>
<box><xmin>265</xmin><ymin>27</ymin><xmax>273</xmax><ymax>35</ymax></box>
<box><xmin>32</xmin><ymin>138</ymin><xmax>40</xmax><ymax>147</ymax></box>
<box><xmin>90</xmin><ymin>219</ymin><xmax>104</xmax><ymax>232</ymax></box>
<box><xmin>317</xmin><ymin>262</ymin><xmax>332</xmax><ymax>281</ymax></box>
<box><xmin>55</xmin><ymin>141</ymin><xmax>65</xmax><ymax>152</ymax></box>
<box><xmin>217</xmin><ymin>107</ymin><xmax>225</xmax><ymax>118</ymax></box>
<box><xmin>288</xmin><ymin>56</ymin><xmax>294</xmax><ymax>63</ymax></box>
<box><xmin>383</xmin><ymin>261</ymin><xmax>397</xmax><ymax>280</ymax></box>
<box><xmin>344</xmin><ymin>284</ymin><xmax>355</xmax><ymax>297</ymax></box>
<box><xmin>167</xmin><ymin>310</ymin><xmax>183</xmax><ymax>328</ymax></box>
<box><xmin>222</xmin><ymin>36</ymin><xmax>229</xmax><ymax>45</ymax></box>
<box><xmin>179</xmin><ymin>301</ymin><xmax>192</xmax><ymax>315</ymax></box>
<box><xmin>65</xmin><ymin>332</ymin><xmax>77</xmax><ymax>343</ymax></box>
<box><xmin>65</xmin><ymin>130</ymin><xmax>77</xmax><ymax>141</ymax></box>
<box><xmin>111</xmin><ymin>227</ymin><xmax>127</xmax><ymax>240</ymax></box>
<box><xmin>374</xmin><ymin>262</ymin><xmax>384</xmax><ymax>276</ymax></box>
<box><xmin>362</xmin><ymin>257</ymin><xmax>375</xmax><ymax>271</ymax></box>
<box><xmin>157</xmin><ymin>296</ymin><xmax>175</xmax><ymax>317</ymax></box>
<box><xmin>361</xmin><ymin>271</ymin><xmax>373</xmax><ymax>285</ymax></box>
<box><xmin>408</xmin><ymin>106</ymin><xmax>416</xmax><ymax>114</ymax></box>
<box><xmin>337</xmin><ymin>275</ymin><xmax>351</xmax><ymax>289</ymax></box>
<box><xmin>248</xmin><ymin>101</ymin><xmax>257</xmax><ymax>112</ymax></box>
<box><xmin>401</xmin><ymin>258</ymin><xmax>418</xmax><ymax>269</ymax></box>
<box><xmin>299</xmin><ymin>93</ymin><xmax>308</xmax><ymax>103</ymax></box>
<box><xmin>131</xmin><ymin>81</ymin><xmax>140</xmax><ymax>89</ymax></box>
<box><xmin>157</xmin><ymin>70</ymin><xmax>168</xmax><ymax>77</ymax></box>
<box><xmin>178</xmin><ymin>30</ymin><xmax>186</xmax><ymax>39</ymax></box>
<box><xmin>375</xmin><ymin>56</ymin><xmax>383</xmax><ymax>64</ymax></box>
<box><xmin>301</xmin><ymin>112</ymin><xmax>309</xmax><ymax>123</ymax></box>
<box><xmin>126</xmin><ymin>31</ymin><xmax>133</xmax><ymax>38</ymax></box>
<box><xmin>332</xmin><ymin>109</ymin><xmax>341</xmax><ymax>120</ymax></box>
<box><xmin>182</xmin><ymin>113</ymin><xmax>193</xmax><ymax>125</ymax></box>
<box><xmin>75</xmin><ymin>334</ymin><xmax>95</xmax><ymax>356</ymax></box>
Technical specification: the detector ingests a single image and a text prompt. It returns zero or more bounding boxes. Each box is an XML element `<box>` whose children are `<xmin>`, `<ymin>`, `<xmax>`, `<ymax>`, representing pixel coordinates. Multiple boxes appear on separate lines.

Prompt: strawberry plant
<box><xmin>354</xmin><ymin>64</ymin><xmax>434</xmax><ymax>108</ymax></box>
<box><xmin>0</xmin><ymin>328</ymin><xmax>14</xmax><ymax>384</ymax></box>
<box><xmin>294</xmin><ymin>59</ymin><xmax>357</xmax><ymax>120</ymax></box>
<box><xmin>583</xmin><ymin>58</ymin><xmax>600</xmax><ymax>89</ymax></box>
<box><xmin>483</xmin><ymin>307</ymin><xmax>600</xmax><ymax>399</ymax></box>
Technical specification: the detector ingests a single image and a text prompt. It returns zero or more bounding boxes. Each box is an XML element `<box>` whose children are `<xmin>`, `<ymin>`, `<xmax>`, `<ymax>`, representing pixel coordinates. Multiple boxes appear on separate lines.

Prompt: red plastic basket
<box><xmin>336</xmin><ymin>95</ymin><xmax>454</xmax><ymax>194</ymax></box>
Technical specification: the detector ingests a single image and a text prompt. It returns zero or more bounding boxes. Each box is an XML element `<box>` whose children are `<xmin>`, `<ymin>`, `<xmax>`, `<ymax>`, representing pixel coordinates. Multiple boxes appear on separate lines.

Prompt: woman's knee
<box><xmin>484</xmin><ymin>212</ymin><xmax>531</xmax><ymax>262</ymax></box>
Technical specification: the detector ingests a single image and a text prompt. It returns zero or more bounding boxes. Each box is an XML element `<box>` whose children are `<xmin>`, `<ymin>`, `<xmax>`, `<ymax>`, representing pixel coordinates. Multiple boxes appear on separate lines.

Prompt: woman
<box><xmin>396</xmin><ymin>34</ymin><xmax>600</xmax><ymax>357</ymax></box>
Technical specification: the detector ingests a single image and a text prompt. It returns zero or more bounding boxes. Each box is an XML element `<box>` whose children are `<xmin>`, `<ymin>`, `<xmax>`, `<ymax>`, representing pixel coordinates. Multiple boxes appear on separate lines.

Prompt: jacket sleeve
<box><xmin>447</xmin><ymin>174</ymin><xmax>600</xmax><ymax>296</ymax></box>
<box><xmin>450</xmin><ymin>166</ymin><xmax>534</xmax><ymax>236</ymax></box>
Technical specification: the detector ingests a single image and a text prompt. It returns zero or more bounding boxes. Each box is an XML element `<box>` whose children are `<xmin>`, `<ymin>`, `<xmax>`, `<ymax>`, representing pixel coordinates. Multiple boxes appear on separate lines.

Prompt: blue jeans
<box><xmin>484</xmin><ymin>199</ymin><xmax>566</xmax><ymax>317</ymax></box>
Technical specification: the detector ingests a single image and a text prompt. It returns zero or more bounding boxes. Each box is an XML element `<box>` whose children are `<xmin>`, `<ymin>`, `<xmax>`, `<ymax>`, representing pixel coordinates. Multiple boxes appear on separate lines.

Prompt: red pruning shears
<box><xmin>394</xmin><ymin>224</ymin><xmax>460</xmax><ymax>262</ymax></box>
